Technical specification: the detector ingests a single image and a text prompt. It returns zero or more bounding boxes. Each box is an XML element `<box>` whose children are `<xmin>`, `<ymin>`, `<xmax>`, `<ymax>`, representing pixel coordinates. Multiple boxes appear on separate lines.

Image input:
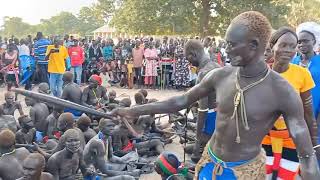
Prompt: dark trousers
<box><xmin>134</xmin><ymin>67</ymin><xmax>142</xmax><ymax>85</ymax></box>
<box><xmin>38</xmin><ymin>64</ymin><xmax>49</xmax><ymax>83</ymax></box>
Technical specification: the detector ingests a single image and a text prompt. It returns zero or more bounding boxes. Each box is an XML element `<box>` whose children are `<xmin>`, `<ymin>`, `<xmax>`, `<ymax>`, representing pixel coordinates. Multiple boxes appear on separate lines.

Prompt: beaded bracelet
<box><xmin>297</xmin><ymin>150</ymin><xmax>316</xmax><ymax>159</ymax></box>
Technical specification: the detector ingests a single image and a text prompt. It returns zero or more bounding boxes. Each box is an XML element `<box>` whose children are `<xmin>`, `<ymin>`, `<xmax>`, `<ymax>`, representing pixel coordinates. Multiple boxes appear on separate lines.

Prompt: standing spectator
<box><xmin>144</xmin><ymin>42</ymin><xmax>158</xmax><ymax>88</ymax></box>
<box><xmin>45</xmin><ymin>38</ymin><xmax>68</xmax><ymax>97</ymax></box>
<box><xmin>89</xmin><ymin>40</ymin><xmax>103</xmax><ymax>60</ymax></box>
<box><xmin>102</xmin><ymin>39</ymin><xmax>113</xmax><ymax>62</ymax></box>
<box><xmin>18</xmin><ymin>39</ymin><xmax>30</xmax><ymax>56</ymax></box>
<box><xmin>203</xmin><ymin>37</ymin><xmax>211</xmax><ymax>57</ymax></box>
<box><xmin>34</xmin><ymin>32</ymin><xmax>51</xmax><ymax>83</ymax></box>
<box><xmin>132</xmin><ymin>40</ymin><xmax>144</xmax><ymax>87</ymax></box>
<box><xmin>2</xmin><ymin>45</ymin><xmax>18</xmax><ymax>91</ymax></box>
<box><xmin>63</xmin><ymin>34</ymin><xmax>73</xmax><ymax>48</ymax></box>
<box><xmin>174</xmin><ymin>43</ymin><xmax>190</xmax><ymax>89</ymax></box>
<box><xmin>68</xmin><ymin>39</ymin><xmax>84</xmax><ymax>85</ymax></box>
<box><xmin>292</xmin><ymin>30</ymin><xmax>320</xmax><ymax>144</ymax></box>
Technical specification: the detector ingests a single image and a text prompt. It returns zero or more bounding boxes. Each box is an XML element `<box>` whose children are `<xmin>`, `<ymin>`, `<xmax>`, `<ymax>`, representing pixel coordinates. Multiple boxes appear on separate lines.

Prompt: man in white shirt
<box><xmin>18</xmin><ymin>39</ymin><xmax>30</xmax><ymax>56</ymax></box>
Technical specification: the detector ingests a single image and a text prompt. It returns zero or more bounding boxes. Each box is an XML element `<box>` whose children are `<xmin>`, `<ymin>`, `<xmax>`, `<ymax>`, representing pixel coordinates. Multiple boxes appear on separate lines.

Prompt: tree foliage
<box><xmin>1</xmin><ymin>0</ymin><xmax>320</xmax><ymax>38</ymax></box>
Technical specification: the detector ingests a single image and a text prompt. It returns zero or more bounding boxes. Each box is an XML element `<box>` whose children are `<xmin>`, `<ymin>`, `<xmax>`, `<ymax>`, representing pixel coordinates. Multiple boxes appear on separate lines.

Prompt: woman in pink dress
<box><xmin>144</xmin><ymin>42</ymin><xmax>159</xmax><ymax>88</ymax></box>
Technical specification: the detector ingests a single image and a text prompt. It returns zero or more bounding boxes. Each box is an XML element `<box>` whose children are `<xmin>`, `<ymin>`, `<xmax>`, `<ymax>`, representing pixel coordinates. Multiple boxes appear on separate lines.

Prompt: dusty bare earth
<box><xmin>6</xmin><ymin>85</ymin><xmax>189</xmax><ymax>180</ymax></box>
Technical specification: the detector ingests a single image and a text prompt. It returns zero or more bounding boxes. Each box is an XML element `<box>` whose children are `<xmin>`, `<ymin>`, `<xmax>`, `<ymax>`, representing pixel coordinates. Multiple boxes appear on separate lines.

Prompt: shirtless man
<box><xmin>138</xmin><ymin>89</ymin><xmax>149</xmax><ymax>103</ymax></box>
<box><xmin>61</xmin><ymin>71</ymin><xmax>82</xmax><ymax>104</ymax></box>
<box><xmin>83</xmin><ymin>118</ymin><xmax>139</xmax><ymax>179</ymax></box>
<box><xmin>38</xmin><ymin>82</ymin><xmax>53</xmax><ymax>113</ymax></box>
<box><xmin>25</xmin><ymin>97</ymin><xmax>50</xmax><ymax>136</ymax></box>
<box><xmin>82</xmin><ymin>75</ymin><xmax>108</xmax><ymax>108</ymax></box>
<box><xmin>2</xmin><ymin>92</ymin><xmax>24</xmax><ymax>116</ymax></box>
<box><xmin>17</xmin><ymin>153</ymin><xmax>54</xmax><ymax>180</ymax></box>
<box><xmin>111</xmin><ymin>11</ymin><xmax>320</xmax><ymax>179</ymax></box>
<box><xmin>46</xmin><ymin>106</ymin><xmax>64</xmax><ymax>139</ymax></box>
<box><xmin>108</xmin><ymin>90</ymin><xmax>119</xmax><ymax>104</ymax></box>
<box><xmin>184</xmin><ymin>40</ymin><xmax>220</xmax><ymax>162</ymax></box>
<box><xmin>0</xmin><ymin>105</ymin><xmax>17</xmax><ymax>132</ymax></box>
<box><xmin>106</xmin><ymin>97</ymin><xmax>132</xmax><ymax>111</ymax></box>
<box><xmin>0</xmin><ymin>129</ymin><xmax>29</xmax><ymax>180</ymax></box>
<box><xmin>61</xmin><ymin>71</ymin><xmax>83</xmax><ymax>116</ymax></box>
<box><xmin>134</xmin><ymin>92</ymin><xmax>145</xmax><ymax>105</ymax></box>
<box><xmin>54</xmin><ymin>113</ymin><xmax>86</xmax><ymax>152</ymax></box>
<box><xmin>76</xmin><ymin>114</ymin><xmax>97</xmax><ymax>143</ymax></box>
<box><xmin>37</xmin><ymin>82</ymin><xmax>51</xmax><ymax>95</ymax></box>
<box><xmin>35</xmin><ymin>113</ymin><xmax>86</xmax><ymax>159</ymax></box>
<box><xmin>112</xmin><ymin>114</ymin><xmax>165</xmax><ymax>157</ymax></box>
<box><xmin>47</xmin><ymin>129</ymin><xmax>91</xmax><ymax>180</ymax></box>
<box><xmin>16</xmin><ymin>115</ymin><xmax>36</xmax><ymax>144</ymax></box>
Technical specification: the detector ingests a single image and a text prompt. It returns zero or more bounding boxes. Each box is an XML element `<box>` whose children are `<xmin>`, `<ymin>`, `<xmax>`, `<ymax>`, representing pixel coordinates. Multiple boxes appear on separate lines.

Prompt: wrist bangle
<box><xmin>297</xmin><ymin>150</ymin><xmax>316</xmax><ymax>159</ymax></box>
<box><xmin>198</xmin><ymin>108</ymin><xmax>209</xmax><ymax>112</ymax></box>
<box><xmin>314</xmin><ymin>144</ymin><xmax>320</xmax><ymax>149</ymax></box>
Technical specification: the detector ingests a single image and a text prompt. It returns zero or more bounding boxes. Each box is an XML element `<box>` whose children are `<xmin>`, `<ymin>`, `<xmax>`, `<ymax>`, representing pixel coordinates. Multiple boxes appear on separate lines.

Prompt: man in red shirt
<box><xmin>132</xmin><ymin>40</ymin><xmax>144</xmax><ymax>87</ymax></box>
<box><xmin>68</xmin><ymin>39</ymin><xmax>84</xmax><ymax>85</ymax></box>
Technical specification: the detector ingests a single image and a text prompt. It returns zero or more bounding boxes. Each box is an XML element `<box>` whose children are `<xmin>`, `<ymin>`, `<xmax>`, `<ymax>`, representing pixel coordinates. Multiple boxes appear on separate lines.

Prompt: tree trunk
<box><xmin>200</xmin><ymin>0</ymin><xmax>211</xmax><ymax>38</ymax></box>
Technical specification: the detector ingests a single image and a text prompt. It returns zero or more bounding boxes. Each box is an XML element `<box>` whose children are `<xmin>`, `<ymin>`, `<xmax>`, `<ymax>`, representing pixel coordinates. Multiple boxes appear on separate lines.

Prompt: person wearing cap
<box><xmin>81</xmin><ymin>74</ymin><xmax>108</xmax><ymax>109</ymax></box>
<box><xmin>154</xmin><ymin>152</ymin><xmax>192</xmax><ymax>180</ymax></box>
<box><xmin>45</xmin><ymin>38</ymin><xmax>69</xmax><ymax>97</ymax></box>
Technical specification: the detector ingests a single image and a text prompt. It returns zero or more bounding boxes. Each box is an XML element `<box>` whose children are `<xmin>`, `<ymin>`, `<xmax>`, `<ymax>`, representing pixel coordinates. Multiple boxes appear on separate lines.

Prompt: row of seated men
<box><xmin>0</xmin><ymin>73</ymin><xmax>193</xmax><ymax>179</ymax></box>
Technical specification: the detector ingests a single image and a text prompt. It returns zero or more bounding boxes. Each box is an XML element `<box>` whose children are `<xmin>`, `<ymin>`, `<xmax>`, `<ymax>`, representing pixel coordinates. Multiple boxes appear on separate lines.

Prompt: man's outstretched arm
<box><xmin>282</xmin><ymin>88</ymin><xmax>320</xmax><ymax>180</ymax></box>
<box><xmin>111</xmin><ymin>69</ymin><xmax>217</xmax><ymax>118</ymax></box>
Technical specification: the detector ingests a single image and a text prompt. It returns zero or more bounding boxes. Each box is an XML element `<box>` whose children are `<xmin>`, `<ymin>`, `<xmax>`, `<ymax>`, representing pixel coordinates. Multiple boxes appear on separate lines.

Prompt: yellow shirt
<box><xmin>274</xmin><ymin>63</ymin><xmax>315</xmax><ymax>130</ymax></box>
<box><xmin>46</xmin><ymin>45</ymin><xmax>68</xmax><ymax>74</ymax></box>
<box><xmin>127</xmin><ymin>63</ymin><xmax>133</xmax><ymax>74</ymax></box>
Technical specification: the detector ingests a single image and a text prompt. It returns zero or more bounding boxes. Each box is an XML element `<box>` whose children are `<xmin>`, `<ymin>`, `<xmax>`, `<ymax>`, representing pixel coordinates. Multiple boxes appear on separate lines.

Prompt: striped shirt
<box><xmin>34</xmin><ymin>38</ymin><xmax>51</xmax><ymax>64</ymax></box>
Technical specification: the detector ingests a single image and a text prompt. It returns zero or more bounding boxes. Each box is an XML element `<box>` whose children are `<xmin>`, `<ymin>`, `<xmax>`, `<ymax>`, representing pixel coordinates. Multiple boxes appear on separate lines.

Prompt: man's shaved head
<box><xmin>184</xmin><ymin>40</ymin><xmax>205</xmax><ymax>66</ymax></box>
<box><xmin>59</xmin><ymin>113</ymin><xmax>74</xmax><ymax>125</ymax></box>
<box><xmin>63</xmin><ymin>71</ymin><xmax>74</xmax><ymax>82</ymax></box>
<box><xmin>230</xmin><ymin>11</ymin><xmax>272</xmax><ymax>49</ymax></box>
<box><xmin>24</xmin><ymin>153</ymin><xmax>45</xmax><ymax>169</ymax></box>
<box><xmin>119</xmin><ymin>98</ymin><xmax>131</xmax><ymax>107</ymax></box>
<box><xmin>0</xmin><ymin>129</ymin><xmax>15</xmax><ymax>148</ymax></box>
<box><xmin>134</xmin><ymin>92</ymin><xmax>145</xmax><ymax>105</ymax></box>
<box><xmin>138</xmin><ymin>89</ymin><xmax>148</xmax><ymax>98</ymax></box>
<box><xmin>77</xmin><ymin>115</ymin><xmax>91</xmax><ymax>127</ymax></box>
<box><xmin>64</xmin><ymin>129</ymin><xmax>79</xmax><ymax>139</ymax></box>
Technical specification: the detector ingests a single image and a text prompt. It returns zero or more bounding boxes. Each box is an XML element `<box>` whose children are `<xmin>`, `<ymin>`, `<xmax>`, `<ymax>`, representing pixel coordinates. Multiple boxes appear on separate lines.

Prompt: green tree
<box><xmin>276</xmin><ymin>0</ymin><xmax>320</xmax><ymax>27</ymax></box>
<box><xmin>2</xmin><ymin>17</ymin><xmax>32</xmax><ymax>38</ymax></box>
<box><xmin>77</xmin><ymin>6</ymin><xmax>105</xmax><ymax>35</ymax></box>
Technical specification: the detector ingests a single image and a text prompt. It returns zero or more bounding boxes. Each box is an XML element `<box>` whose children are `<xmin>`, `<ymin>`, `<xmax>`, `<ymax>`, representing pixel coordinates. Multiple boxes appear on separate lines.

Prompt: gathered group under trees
<box><xmin>2</xmin><ymin>0</ymin><xmax>320</xmax><ymax>38</ymax></box>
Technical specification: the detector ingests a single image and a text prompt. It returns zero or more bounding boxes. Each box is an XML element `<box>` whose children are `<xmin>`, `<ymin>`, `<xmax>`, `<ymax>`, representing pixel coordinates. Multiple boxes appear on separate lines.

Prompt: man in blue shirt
<box><xmin>292</xmin><ymin>30</ymin><xmax>320</xmax><ymax>144</ymax></box>
<box><xmin>34</xmin><ymin>32</ymin><xmax>51</xmax><ymax>83</ymax></box>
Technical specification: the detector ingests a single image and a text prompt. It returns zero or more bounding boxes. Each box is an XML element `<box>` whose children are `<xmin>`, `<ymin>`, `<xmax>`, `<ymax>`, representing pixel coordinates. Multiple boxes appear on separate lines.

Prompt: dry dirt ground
<box><xmin>6</xmin><ymin>85</ymin><xmax>189</xmax><ymax>180</ymax></box>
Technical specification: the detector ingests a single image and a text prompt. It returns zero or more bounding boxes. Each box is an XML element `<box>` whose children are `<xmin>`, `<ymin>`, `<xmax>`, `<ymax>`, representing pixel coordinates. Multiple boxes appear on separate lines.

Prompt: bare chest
<box><xmin>215</xmin><ymin>77</ymin><xmax>278</xmax><ymax>122</ymax></box>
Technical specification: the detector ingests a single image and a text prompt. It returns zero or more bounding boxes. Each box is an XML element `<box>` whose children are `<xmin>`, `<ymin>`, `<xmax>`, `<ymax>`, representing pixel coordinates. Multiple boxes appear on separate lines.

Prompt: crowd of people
<box><xmin>0</xmin><ymin>10</ymin><xmax>320</xmax><ymax>180</ymax></box>
<box><xmin>0</xmin><ymin>33</ymin><xmax>227</xmax><ymax>95</ymax></box>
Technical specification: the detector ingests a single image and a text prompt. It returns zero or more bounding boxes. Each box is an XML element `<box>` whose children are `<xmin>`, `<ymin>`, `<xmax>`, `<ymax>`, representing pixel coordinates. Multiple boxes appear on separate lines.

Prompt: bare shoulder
<box><xmin>202</xmin><ymin>65</ymin><xmax>234</xmax><ymax>83</ymax></box>
<box><xmin>87</xmin><ymin>137</ymin><xmax>104</xmax><ymax>149</ymax></box>
<box><xmin>41</xmin><ymin>172</ymin><xmax>54</xmax><ymax>180</ymax></box>
<box><xmin>268</xmin><ymin>70</ymin><xmax>300</xmax><ymax>105</ymax></box>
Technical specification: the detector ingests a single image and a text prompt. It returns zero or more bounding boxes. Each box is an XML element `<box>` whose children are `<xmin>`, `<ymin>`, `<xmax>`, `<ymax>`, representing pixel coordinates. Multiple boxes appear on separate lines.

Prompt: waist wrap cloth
<box><xmin>195</xmin><ymin>143</ymin><xmax>266</xmax><ymax>180</ymax></box>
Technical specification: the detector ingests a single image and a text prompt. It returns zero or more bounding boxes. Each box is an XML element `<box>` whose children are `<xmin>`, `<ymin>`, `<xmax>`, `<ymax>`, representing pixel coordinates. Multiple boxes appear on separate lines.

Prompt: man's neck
<box><xmin>198</xmin><ymin>56</ymin><xmax>210</xmax><ymax>69</ymax></box>
<box><xmin>304</xmin><ymin>51</ymin><xmax>315</xmax><ymax>60</ymax></box>
<box><xmin>63</xmin><ymin>148</ymin><xmax>74</xmax><ymax>158</ymax></box>
<box><xmin>240</xmin><ymin>57</ymin><xmax>267</xmax><ymax>78</ymax></box>
<box><xmin>272</xmin><ymin>61</ymin><xmax>289</xmax><ymax>74</ymax></box>
<box><xmin>0</xmin><ymin>147</ymin><xmax>15</xmax><ymax>156</ymax></box>
<box><xmin>21</xmin><ymin>128</ymin><xmax>29</xmax><ymax>133</ymax></box>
